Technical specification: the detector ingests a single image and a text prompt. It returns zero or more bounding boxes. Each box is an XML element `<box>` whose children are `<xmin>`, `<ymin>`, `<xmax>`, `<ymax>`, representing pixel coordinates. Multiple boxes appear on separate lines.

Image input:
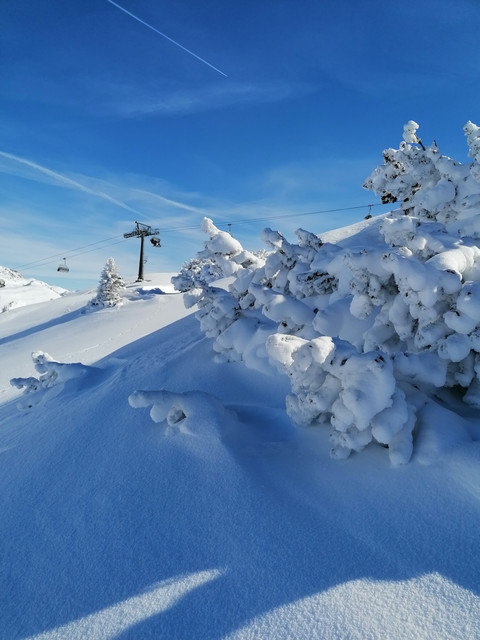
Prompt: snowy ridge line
<box><xmin>28</xmin><ymin>569</ymin><xmax>224</xmax><ymax>640</ymax></box>
<box><xmin>0</xmin><ymin>308</ymin><xmax>82</xmax><ymax>347</ymax></box>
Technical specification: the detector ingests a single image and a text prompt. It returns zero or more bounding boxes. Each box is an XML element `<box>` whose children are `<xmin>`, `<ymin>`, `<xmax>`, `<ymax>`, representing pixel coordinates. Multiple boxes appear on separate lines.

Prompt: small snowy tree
<box><xmin>89</xmin><ymin>257</ymin><xmax>125</xmax><ymax>309</ymax></box>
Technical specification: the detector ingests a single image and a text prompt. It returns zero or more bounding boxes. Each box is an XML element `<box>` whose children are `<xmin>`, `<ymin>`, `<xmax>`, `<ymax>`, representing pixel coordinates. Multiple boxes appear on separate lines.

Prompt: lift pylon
<box><xmin>123</xmin><ymin>221</ymin><xmax>160</xmax><ymax>281</ymax></box>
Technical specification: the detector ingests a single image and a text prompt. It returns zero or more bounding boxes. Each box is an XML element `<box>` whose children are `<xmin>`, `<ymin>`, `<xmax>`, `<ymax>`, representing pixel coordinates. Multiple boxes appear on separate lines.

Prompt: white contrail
<box><xmin>106</xmin><ymin>0</ymin><xmax>228</xmax><ymax>77</ymax></box>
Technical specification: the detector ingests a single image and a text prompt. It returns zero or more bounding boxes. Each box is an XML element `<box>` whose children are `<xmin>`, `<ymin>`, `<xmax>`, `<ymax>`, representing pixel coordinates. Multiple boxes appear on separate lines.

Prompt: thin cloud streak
<box><xmin>0</xmin><ymin>151</ymin><xmax>208</xmax><ymax>220</ymax></box>
<box><xmin>130</xmin><ymin>188</ymin><xmax>208</xmax><ymax>215</ymax></box>
<box><xmin>106</xmin><ymin>0</ymin><xmax>228</xmax><ymax>77</ymax></box>
<box><xmin>0</xmin><ymin>150</ymin><xmax>142</xmax><ymax>215</ymax></box>
<box><xmin>111</xmin><ymin>81</ymin><xmax>312</xmax><ymax>119</ymax></box>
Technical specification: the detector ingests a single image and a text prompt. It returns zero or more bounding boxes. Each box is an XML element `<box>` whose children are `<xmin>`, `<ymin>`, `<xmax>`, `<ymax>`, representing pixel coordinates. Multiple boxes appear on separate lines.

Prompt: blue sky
<box><xmin>1</xmin><ymin>0</ymin><xmax>480</xmax><ymax>290</ymax></box>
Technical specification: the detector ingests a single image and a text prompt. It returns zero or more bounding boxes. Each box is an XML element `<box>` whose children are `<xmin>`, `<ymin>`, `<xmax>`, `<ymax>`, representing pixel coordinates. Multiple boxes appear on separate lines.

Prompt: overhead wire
<box><xmin>156</xmin><ymin>203</ymin><xmax>384</xmax><ymax>233</ymax></box>
<box><xmin>14</xmin><ymin>202</ymin><xmax>383</xmax><ymax>271</ymax></box>
<box><xmin>15</xmin><ymin>235</ymin><xmax>128</xmax><ymax>270</ymax></box>
<box><xmin>45</xmin><ymin>239</ymin><xmax>130</xmax><ymax>268</ymax></box>
<box><xmin>206</xmin><ymin>203</ymin><xmax>383</xmax><ymax>228</ymax></box>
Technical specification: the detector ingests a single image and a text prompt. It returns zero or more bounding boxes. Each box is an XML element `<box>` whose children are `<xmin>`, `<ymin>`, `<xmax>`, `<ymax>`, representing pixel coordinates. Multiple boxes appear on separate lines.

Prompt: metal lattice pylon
<box><xmin>123</xmin><ymin>221</ymin><xmax>160</xmax><ymax>281</ymax></box>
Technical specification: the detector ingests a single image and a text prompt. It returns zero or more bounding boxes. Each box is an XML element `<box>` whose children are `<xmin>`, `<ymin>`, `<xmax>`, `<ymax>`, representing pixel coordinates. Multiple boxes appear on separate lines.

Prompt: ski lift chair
<box><xmin>57</xmin><ymin>258</ymin><xmax>69</xmax><ymax>273</ymax></box>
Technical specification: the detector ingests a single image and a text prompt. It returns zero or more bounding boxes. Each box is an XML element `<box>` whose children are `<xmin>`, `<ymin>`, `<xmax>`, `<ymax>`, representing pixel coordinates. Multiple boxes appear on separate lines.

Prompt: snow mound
<box><xmin>129</xmin><ymin>389</ymin><xmax>234</xmax><ymax>438</ymax></box>
<box><xmin>11</xmin><ymin>350</ymin><xmax>98</xmax><ymax>409</ymax></box>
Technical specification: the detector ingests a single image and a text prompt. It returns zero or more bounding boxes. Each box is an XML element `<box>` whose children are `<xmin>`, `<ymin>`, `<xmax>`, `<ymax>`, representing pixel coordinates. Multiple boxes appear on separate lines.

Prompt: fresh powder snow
<box><xmin>0</xmin><ymin>268</ymin><xmax>478</xmax><ymax>639</ymax></box>
<box><xmin>2</xmin><ymin>121</ymin><xmax>480</xmax><ymax>638</ymax></box>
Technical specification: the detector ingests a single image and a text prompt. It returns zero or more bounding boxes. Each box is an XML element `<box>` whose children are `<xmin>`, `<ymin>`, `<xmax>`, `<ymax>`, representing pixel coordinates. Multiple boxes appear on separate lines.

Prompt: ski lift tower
<box><xmin>123</xmin><ymin>221</ymin><xmax>160</xmax><ymax>281</ymax></box>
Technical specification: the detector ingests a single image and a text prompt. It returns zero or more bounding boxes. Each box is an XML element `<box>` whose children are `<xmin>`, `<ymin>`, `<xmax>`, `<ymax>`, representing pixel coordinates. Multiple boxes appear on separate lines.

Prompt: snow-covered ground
<box><xmin>0</xmin><ymin>266</ymin><xmax>67</xmax><ymax>313</ymax></box>
<box><xmin>1</xmin><ymin>267</ymin><xmax>479</xmax><ymax>639</ymax></box>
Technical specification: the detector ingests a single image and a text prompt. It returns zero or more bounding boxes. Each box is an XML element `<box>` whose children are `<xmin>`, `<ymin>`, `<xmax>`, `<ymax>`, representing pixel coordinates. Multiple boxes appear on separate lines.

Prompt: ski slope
<box><xmin>0</xmin><ymin>273</ymin><xmax>479</xmax><ymax>639</ymax></box>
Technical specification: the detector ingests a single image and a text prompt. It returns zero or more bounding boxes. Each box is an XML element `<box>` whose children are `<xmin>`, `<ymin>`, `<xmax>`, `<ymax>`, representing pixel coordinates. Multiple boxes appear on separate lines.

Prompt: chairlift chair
<box><xmin>57</xmin><ymin>258</ymin><xmax>69</xmax><ymax>273</ymax></box>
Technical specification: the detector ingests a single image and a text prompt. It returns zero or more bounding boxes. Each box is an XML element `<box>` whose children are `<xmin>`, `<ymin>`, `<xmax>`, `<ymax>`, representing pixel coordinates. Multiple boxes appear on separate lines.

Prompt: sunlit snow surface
<box><xmin>0</xmin><ymin>271</ymin><xmax>480</xmax><ymax>639</ymax></box>
<box><xmin>0</xmin><ymin>266</ymin><xmax>67</xmax><ymax>313</ymax></box>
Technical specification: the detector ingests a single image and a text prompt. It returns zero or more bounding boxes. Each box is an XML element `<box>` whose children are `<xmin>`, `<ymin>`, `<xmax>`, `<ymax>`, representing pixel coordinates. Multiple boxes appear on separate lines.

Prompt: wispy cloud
<box><xmin>101</xmin><ymin>80</ymin><xmax>314</xmax><ymax>119</ymax></box>
<box><xmin>0</xmin><ymin>154</ymin><xmax>214</xmax><ymax>284</ymax></box>
<box><xmin>0</xmin><ymin>151</ymin><xmax>143</xmax><ymax>215</ymax></box>
<box><xmin>259</xmin><ymin>157</ymin><xmax>380</xmax><ymax>199</ymax></box>
<box><xmin>0</xmin><ymin>151</ymin><xmax>209</xmax><ymax>220</ymax></box>
<box><xmin>127</xmin><ymin>188</ymin><xmax>207</xmax><ymax>215</ymax></box>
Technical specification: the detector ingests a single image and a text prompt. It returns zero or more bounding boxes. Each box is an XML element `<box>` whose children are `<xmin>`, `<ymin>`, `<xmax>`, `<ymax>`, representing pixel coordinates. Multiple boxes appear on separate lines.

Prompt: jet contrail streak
<box><xmin>106</xmin><ymin>0</ymin><xmax>228</xmax><ymax>77</ymax></box>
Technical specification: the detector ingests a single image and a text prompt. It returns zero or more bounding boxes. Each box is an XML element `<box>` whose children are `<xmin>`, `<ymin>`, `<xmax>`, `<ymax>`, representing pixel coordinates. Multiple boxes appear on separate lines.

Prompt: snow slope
<box><xmin>1</xmin><ymin>273</ymin><xmax>480</xmax><ymax>639</ymax></box>
<box><xmin>0</xmin><ymin>266</ymin><xmax>67</xmax><ymax>313</ymax></box>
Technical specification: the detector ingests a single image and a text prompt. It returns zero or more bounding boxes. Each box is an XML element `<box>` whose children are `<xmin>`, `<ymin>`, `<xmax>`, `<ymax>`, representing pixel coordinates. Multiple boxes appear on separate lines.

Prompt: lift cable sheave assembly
<box><xmin>123</xmin><ymin>221</ymin><xmax>161</xmax><ymax>281</ymax></box>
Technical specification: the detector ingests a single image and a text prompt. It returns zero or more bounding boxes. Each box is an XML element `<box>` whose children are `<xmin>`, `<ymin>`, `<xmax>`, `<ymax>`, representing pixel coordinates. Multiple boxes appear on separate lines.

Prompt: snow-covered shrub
<box><xmin>363</xmin><ymin>120</ymin><xmax>480</xmax><ymax>234</ymax></box>
<box><xmin>89</xmin><ymin>257</ymin><xmax>125</xmax><ymax>309</ymax></box>
<box><xmin>172</xmin><ymin>218</ymin><xmax>265</xmax><ymax>294</ymax></box>
<box><xmin>266</xmin><ymin>334</ymin><xmax>415</xmax><ymax>465</ymax></box>
<box><xmin>10</xmin><ymin>351</ymin><xmax>90</xmax><ymax>409</ymax></box>
<box><xmin>172</xmin><ymin>218</ymin><xmax>276</xmax><ymax>373</ymax></box>
<box><xmin>174</xmin><ymin>121</ymin><xmax>480</xmax><ymax>464</ymax></box>
<box><xmin>172</xmin><ymin>255</ymin><xmax>224</xmax><ymax>292</ymax></box>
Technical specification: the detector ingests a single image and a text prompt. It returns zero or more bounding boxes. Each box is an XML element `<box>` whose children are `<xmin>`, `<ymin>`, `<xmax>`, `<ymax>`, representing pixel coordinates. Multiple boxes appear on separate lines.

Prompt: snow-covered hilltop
<box><xmin>0</xmin><ymin>265</ymin><xmax>68</xmax><ymax>312</ymax></box>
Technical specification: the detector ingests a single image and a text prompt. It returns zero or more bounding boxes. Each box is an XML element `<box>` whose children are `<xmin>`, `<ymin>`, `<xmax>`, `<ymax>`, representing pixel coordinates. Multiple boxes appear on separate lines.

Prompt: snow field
<box><xmin>2</xmin><ymin>120</ymin><xmax>480</xmax><ymax>637</ymax></box>
<box><xmin>1</xmin><ymin>272</ymin><xmax>480</xmax><ymax>638</ymax></box>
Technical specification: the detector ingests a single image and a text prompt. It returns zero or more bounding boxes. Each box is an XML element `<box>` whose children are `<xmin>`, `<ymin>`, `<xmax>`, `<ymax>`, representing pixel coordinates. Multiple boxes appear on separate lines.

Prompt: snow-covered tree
<box><xmin>89</xmin><ymin>257</ymin><xmax>125</xmax><ymax>309</ymax></box>
<box><xmin>174</xmin><ymin>121</ymin><xmax>480</xmax><ymax>464</ymax></box>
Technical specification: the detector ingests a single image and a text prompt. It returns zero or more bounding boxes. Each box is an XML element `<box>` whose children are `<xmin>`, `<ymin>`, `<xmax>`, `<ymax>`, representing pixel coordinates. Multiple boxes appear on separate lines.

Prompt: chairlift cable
<box><xmin>15</xmin><ymin>235</ymin><xmax>127</xmax><ymax>270</ymax></box>
<box><xmin>214</xmin><ymin>203</ymin><xmax>383</xmax><ymax>228</ymax></box>
<box><xmin>14</xmin><ymin>202</ymin><xmax>383</xmax><ymax>271</ymax></box>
